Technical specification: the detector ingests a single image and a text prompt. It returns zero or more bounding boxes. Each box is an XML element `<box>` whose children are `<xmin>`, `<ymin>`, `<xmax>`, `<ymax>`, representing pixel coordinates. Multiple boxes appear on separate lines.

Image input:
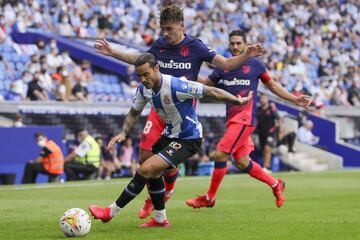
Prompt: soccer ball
<box><xmin>60</xmin><ymin>208</ymin><xmax>91</xmax><ymax>238</ymax></box>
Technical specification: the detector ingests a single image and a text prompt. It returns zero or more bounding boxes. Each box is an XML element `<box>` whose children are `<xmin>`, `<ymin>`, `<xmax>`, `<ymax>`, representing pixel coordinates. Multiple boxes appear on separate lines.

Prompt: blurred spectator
<box><xmin>96</xmin><ymin>136</ymin><xmax>116</xmax><ymax>180</ymax></box>
<box><xmin>297</xmin><ymin>110</ymin><xmax>309</xmax><ymax>128</ymax></box>
<box><xmin>297</xmin><ymin>120</ymin><xmax>320</xmax><ymax>145</ymax></box>
<box><xmin>64</xmin><ymin>129</ymin><xmax>100</xmax><ymax>181</ymax></box>
<box><xmin>0</xmin><ymin>1</ymin><xmax>358</xmax><ymax>107</ymax></box>
<box><xmin>26</xmin><ymin>73</ymin><xmax>48</xmax><ymax>101</ymax></box>
<box><xmin>0</xmin><ymin>54</ymin><xmax>14</xmax><ymax>74</ymax></box>
<box><xmin>70</xmin><ymin>59</ymin><xmax>93</xmax><ymax>87</ymax></box>
<box><xmin>12</xmin><ymin>114</ymin><xmax>24</xmax><ymax>127</ymax></box>
<box><xmin>26</xmin><ymin>54</ymin><xmax>41</xmax><ymax>74</ymax></box>
<box><xmin>59</xmin><ymin>50</ymin><xmax>76</xmax><ymax>68</ymax></box>
<box><xmin>5</xmin><ymin>82</ymin><xmax>24</xmax><ymax>101</ymax></box>
<box><xmin>330</xmin><ymin>86</ymin><xmax>351</xmax><ymax>106</ymax></box>
<box><xmin>52</xmin><ymin>66</ymin><xmax>67</xmax><ymax>83</ymax></box>
<box><xmin>38</xmin><ymin>66</ymin><xmax>54</xmax><ymax>93</ymax></box>
<box><xmin>348</xmin><ymin>81</ymin><xmax>360</xmax><ymax>106</ymax></box>
<box><xmin>185</xmin><ymin>153</ymin><xmax>200</xmax><ymax>176</ymax></box>
<box><xmin>56</xmin><ymin>74</ymin><xmax>74</xmax><ymax>101</ymax></box>
<box><xmin>22</xmin><ymin>132</ymin><xmax>64</xmax><ymax>184</ymax></box>
<box><xmin>72</xmin><ymin>77</ymin><xmax>90</xmax><ymax>102</ymax></box>
<box><xmin>277</xmin><ymin>116</ymin><xmax>296</xmax><ymax>153</ymax></box>
<box><xmin>58</xmin><ymin>14</ymin><xmax>74</xmax><ymax>36</ymax></box>
<box><xmin>115</xmin><ymin>137</ymin><xmax>135</xmax><ymax>177</ymax></box>
<box><xmin>256</xmin><ymin>94</ymin><xmax>279</xmax><ymax>172</ymax></box>
<box><xmin>46</xmin><ymin>47</ymin><xmax>62</xmax><ymax>69</ymax></box>
<box><xmin>36</xmin><ymin>39</ymin><xmax>47</xmax><ymax>55</ymax></box>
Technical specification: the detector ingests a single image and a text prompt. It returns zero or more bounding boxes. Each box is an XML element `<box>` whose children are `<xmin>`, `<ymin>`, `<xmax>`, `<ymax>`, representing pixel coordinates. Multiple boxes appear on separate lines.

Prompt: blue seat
<box><xmin>11</xmin><ymin>53</ymin><xmax>20</xmax><ymax>62</ymax></box>
<box><xmin>95</xmin><ymin>83</ymin><xmax>104</xmax><ymax>93</ymax></box>
<box><xmin>16</xmin><ymin>62</ymin><xmax>24</xmax><ymax>71</ymax></box>
<box><xmin>100</xmin><ymin>75</ymin><xmax>109</xmax><ymax>84</ymax></box>
<box><xmin>104</xmin><ymin>84</ymin><xmax>113</xmax><ymax>94</ymax></box>
<box><xmin>93</xmin><ymin>74</ymin><xmax>101</xmax><ymax>81</ymax></box>
<box><xmin>3</xmin><ymin>80</ymin><xmax>11</xmax><ymax>90</ymax></box>
<box><xmin>22</xmin><ymin>55</ymin><xmax>30</xmax><ymax>63</ymax></box>
<box><xmin>3</xmin><ymin>52</ymin><xmax>11</xmax><ymax>60</ymax></box>
<box><xmin>87</xmin><ymin>84</ymin><xmax>95</xmax><ymax>93</ymax></box>
<box><xmin>4</xmin><ymin>45</ymin><xmax>13</xmax><ymax>52</ymax></box>
<box><xmin>109</xmin><ymin>75</ymin><xmax>118</xmax><ymax>84</ymax></box>
<box><xmin>112</xmin><ymin>84</ymin><xmax>121</xmax><ymax>95</ymax></box>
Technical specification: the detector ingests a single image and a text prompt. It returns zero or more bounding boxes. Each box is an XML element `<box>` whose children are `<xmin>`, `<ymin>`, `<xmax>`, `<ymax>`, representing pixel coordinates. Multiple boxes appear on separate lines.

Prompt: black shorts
<box><xmin>259</xmin><ymin>132</ymin><xmax>278</xmax><ymax>150</ymax></box>
<box><xmin>152</xmin><ymin>136</ymin><xmax>202</xmax><ymax>168</ymax></box>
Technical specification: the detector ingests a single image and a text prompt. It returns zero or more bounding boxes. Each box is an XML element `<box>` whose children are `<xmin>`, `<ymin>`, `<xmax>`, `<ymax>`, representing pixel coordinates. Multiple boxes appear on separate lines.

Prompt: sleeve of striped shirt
<box><xmin>132</xmin><ymin>85</ymin><xmax>147</xmax><ymax>110</ymax></box>
<box><xmin>174</xmin><ymin>78</ymin><xmax>205</xmax><ymax>101</ymax></box>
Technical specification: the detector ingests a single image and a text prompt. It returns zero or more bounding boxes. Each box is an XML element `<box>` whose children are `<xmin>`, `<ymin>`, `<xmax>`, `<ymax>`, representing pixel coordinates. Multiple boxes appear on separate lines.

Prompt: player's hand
<box><xmin>107</xmin><ymin>132</ymin><xmax>126</xmax><ymax>150</ymax></box>
<box><xmin>237</xmin><ymin>91</ymin><xmax>253</xmax><ymax>105</ymax></box>
<box><xmin>94</xmin><ymin>39</ymin><xmax>114</xmax><ymax>56</ymax></box>
<box><xmin>245</xmin><ymin>44</ymin><xmax>263</xmax><ymax>58</ymax></box>
<box><xmin>295</xmin><ymin>95</ymin><xmax>312</xmax><ymax>109</ymax></box>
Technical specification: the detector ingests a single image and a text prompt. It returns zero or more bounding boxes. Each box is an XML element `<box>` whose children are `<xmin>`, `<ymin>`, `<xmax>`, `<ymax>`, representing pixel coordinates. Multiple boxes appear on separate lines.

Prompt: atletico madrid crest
<box><xmin>242</xmin><ymin>65</ymin><xmax>251</xmax><ymax>74</ymax></box>
<box><xmin>180</xmin><ymin>45</ymin><xmax>190</xmax><ymax>57</ymax></box>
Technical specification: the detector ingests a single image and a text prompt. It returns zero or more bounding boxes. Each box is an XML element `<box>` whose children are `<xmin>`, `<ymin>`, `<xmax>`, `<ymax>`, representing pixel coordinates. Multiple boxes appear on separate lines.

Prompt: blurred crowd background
<box><xmin>0</xmin><ymin>0</ymin><xmax>359</xmax><ymax>107</ymax></box>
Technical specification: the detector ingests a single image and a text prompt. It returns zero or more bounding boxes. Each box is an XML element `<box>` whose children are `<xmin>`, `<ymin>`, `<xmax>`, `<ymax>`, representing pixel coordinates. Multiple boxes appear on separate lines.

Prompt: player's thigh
<box><xmin>139</xmin><ymin>154</ymin><xmax>172</xmax><ymax>178</ymax></box>
<box><xmin>139</xmin><ymin>109</ymin><xmax>165</xmax><ymax>152</ymax></box>
<box><xmin>138</xmin><ymin>148</ymin><xmax>154</xmax><ymax>164</ymax></box>
<box><xmin>217</xmin><ymin>123</ymin><xmax>255</xmax><ymax>155</ymax></box>
<box><xmin>157</xmin><ymin>138</ymin><xmax>202</xmax><ymax>168</ymax></box>
<box><xmin>233</xmin><ymin>136</ymin><xmax>255</xmax><ymax>160</ymax></box>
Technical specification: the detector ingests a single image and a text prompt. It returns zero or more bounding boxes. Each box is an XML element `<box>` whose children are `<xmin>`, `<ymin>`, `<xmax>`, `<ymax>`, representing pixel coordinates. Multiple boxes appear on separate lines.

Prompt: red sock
<box><xmin>207</xmin><ymin>162</ymin><xmax>227</xmax><ymax>200</ymax></box>
<box><xmin>247</xmin><ymin>160</ymin><xmax>277</xmax><ymax>187</ymax></box>
<box><xmin>164</xmin><ymin>168</ymin><xmax>179</xmax><ymax>193</ymax></box>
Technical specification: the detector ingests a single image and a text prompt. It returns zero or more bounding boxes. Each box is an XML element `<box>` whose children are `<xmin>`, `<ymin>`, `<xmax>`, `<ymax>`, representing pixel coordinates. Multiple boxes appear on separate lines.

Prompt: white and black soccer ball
<box><xmin>60</xmin><ymin>208</ymin><xmax>91</xmax><ymax>238</ymax></box>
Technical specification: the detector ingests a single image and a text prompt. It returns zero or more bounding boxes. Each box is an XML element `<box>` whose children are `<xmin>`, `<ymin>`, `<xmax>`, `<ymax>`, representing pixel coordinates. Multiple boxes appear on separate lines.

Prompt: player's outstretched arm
<box><xmin>265</xmin><ymin>79</ymin><xmax>311</xmax><ymax>109</ymax></box>
<box><xmin>107</xmin><ymin>107</ymin><xmax>142</xmax><ymax>149</ymax></box>
<box><xmin>197</xmin><ymin>76</ymin><xmax>215</xmax><ymax>86</ymax></box>
<box><xmin>94</xmin><ymin>39</ymin><xmax>140</xmax><ymax>65</ymax></box>
<box><xmin>211</xmin><ymin>44</ymin><xmax>263</xmax><ymax>71</ymax></box>
<box><xmin>204</xmin><ymin>85</ymin><xmax>253</xmax><ymax>105</ymax></box>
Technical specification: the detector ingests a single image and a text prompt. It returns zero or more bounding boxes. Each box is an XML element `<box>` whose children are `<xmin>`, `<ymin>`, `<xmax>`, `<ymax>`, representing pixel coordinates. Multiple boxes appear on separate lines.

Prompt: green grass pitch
<box><xmin>1</xmin><ymin>170</ymin><xmax>360</xmax><ymax>240</ymax></box>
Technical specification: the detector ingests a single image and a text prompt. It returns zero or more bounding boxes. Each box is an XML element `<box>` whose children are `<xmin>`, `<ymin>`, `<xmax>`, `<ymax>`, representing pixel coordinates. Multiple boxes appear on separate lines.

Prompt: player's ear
<box><xmin>155</xmin><ymin>64</ymin><xmax>160</xmax><ymax>71</ymax></box>
<box><xmin>179</xmin><ymin>21</ymin><xmax>184</xmax><ymax>29</ymax></box>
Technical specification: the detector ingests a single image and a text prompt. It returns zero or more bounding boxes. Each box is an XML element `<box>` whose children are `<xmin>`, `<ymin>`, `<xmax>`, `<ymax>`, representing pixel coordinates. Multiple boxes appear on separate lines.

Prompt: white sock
<box><xmin>154</xmin><ymin>209</ymin><xmax>167</xmax><ymax>223</ymax></box>
<box><xmin>109</xmin><ymin>202</ymin><xmax>121</xmax><ymax>217</ymax></box>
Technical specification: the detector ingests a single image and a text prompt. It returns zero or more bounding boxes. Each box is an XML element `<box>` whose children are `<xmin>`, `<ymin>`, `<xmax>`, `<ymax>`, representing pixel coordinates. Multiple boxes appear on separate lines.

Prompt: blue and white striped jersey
<box><xmin>132</xmin><ymin>74</ymin><xmax>205</xmax><ymax>139</ymax></box>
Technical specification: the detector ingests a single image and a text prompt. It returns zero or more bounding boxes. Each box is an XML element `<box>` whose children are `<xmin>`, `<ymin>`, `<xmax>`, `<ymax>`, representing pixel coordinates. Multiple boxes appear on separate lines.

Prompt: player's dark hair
<box><xmin>34</xmin><ymin>132</ymin><xmax>46</xmax><ymax>139</ymax></box>
<box><xmin>134</xmin><ymin>53</ymin><xmax>157</xmax><ymax>68</ymax></box>
<box><xmin>229</xmin><ymin>30</ymin><xmax>247</xmax><ymax>43</ymax></box>
<box><xmin>160</xmin><ymin>4</ymin><xmax>184</xmax><ymax>24</ymax></box>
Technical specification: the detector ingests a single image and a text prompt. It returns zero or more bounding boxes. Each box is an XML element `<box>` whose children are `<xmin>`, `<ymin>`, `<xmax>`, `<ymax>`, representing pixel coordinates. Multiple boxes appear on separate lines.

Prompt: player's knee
<box><xmin>214</xmin><ymin>151</ymin><xmax>228</xmax><ymax>162</ymax></box>
<box><xmin>138</xmin><ymin>163</ymin><xmax>159</xmax><ymax>179</ymax></box>
<box><xmin>235</xmin><ymin>156</ymin><xmax>250</xmax><ymax>170</ymax></box>
<box><xmin>138</xmin><ymin>166</ymin><xmax>152</xmax><ymax>179</ymax></box>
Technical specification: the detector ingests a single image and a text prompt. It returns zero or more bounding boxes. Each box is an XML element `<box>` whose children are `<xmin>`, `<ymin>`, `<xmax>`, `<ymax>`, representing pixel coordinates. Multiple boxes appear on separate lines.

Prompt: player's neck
<box><xmin>152</xmin><ymin>74</ymin><xmax>162</xmax><ymax>93</ymax></box>
<box><xmin>172</xmin><ymin>34</ymin><xmax>185</xmax><ymax>46</ymax></box>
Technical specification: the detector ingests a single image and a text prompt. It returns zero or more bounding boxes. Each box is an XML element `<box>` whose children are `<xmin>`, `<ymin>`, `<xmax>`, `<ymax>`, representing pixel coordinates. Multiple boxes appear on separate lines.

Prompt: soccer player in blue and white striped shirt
<box><xmin>89</xmin><ymin>53</ymin><xmax>252</xmax><ymax>228</ymax></box>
